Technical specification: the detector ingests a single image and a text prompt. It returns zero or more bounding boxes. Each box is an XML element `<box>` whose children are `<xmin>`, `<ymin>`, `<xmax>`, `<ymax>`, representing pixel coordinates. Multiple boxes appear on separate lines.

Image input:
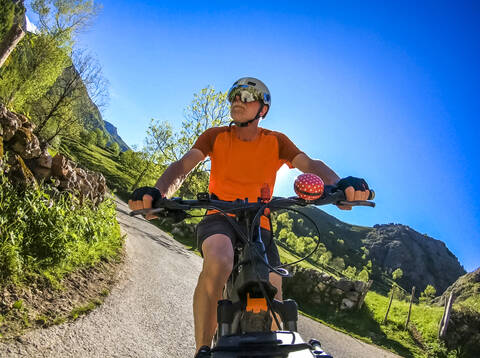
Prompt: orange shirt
<box><xmin>193</xmin><ymin>126</ymin><xmax>303</xmax><ymax>228</ymax></box>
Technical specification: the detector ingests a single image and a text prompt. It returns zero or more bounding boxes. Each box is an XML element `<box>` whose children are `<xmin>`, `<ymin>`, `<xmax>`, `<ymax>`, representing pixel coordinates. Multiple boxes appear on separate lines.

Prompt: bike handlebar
<box><xmin>129</xmin><ymin>185</ymin><xmax>375</xmax><ymax>217</ymax></box>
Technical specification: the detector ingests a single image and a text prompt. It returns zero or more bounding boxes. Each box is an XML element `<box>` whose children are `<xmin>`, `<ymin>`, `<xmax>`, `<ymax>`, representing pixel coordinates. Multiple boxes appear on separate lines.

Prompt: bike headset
<box><xmin>227</xmin><ymin>77</ymin><xmax>271</xmax><ymax>127</ymax></box>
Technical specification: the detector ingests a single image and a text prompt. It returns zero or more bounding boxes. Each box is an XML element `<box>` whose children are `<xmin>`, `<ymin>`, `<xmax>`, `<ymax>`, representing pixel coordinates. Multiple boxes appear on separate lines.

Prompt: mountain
<box><xmin>104</xmin><ymin>120</ymin><xmax>130</xmax><ymax>152</ymax></box>
<box><xmin>52</xmin><ymin>58</ymin><xmax>130</xmax><ymax>152</ymax></box>
<box><xmin>364</xmin><ymin>224</ymin><xmax>466</xmax><ymax>295</ymax></box>
<box><xmin>281</xmin><ymin>207</ymin><xmax>466</xmax><ymax>296</ymax></box>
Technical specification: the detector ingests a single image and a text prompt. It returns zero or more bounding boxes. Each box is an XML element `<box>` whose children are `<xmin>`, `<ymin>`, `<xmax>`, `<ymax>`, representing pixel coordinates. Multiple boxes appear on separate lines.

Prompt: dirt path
<box><xmin>0</xmin><ymin>198</ymin><xmax>401</xmax><ymax>357</ymax></box>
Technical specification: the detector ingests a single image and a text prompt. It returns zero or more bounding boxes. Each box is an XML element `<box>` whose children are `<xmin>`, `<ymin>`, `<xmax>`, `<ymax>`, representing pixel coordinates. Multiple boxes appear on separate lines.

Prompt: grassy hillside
<box><xmin>59</xmin><ymin>137</ymin><xmax>134</xmax><ymax>196</ymax></box>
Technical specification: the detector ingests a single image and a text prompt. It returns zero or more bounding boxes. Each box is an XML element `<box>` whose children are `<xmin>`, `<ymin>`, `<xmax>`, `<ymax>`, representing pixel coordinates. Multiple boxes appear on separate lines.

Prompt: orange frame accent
<box><xmin>246</xmin><ymin>293</ymin><xmax>268</xmax><ymax>313</ymax></box>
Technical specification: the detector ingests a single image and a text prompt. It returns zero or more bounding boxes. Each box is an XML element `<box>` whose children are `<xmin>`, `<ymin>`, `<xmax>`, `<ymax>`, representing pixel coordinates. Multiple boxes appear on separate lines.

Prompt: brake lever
<box><xmin>129</xmin><ymin>208</ymin><xmax>165</xmax><ymax>217</ymax></box>
<box><xmin>337</xmin><ymin>200</ymin><xmax>376</xmax><ymax>208</ymax></box>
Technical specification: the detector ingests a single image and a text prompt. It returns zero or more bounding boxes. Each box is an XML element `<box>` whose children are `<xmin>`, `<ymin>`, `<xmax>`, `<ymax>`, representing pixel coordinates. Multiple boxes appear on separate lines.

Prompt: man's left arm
<box><xmin>291</xmin><ymin>153</ymin><xmax>370</xmax><ymax>209</ymax></box>
<box><xmin>291</xmin><ymin>153</ymin><xmax>340</xmax><ymax>185</ymax></box>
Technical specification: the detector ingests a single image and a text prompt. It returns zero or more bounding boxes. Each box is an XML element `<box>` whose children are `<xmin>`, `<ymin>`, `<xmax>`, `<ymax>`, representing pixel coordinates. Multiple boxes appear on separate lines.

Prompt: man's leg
<box><xmin>193</xmin><ymin>234</ymin><xmax>234</xmax><ymax>352</ymax></box>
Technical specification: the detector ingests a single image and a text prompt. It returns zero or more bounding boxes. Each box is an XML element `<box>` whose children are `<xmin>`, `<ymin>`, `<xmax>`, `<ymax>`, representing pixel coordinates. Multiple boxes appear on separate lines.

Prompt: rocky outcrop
<box><xmin>283</xmin><ymin>266</ymin><xmax>372</xmax><ymax>311</ymax></box>
<box><xmin>364</xmin><ymin>224</ymin><xmax>466</xmax><ymax>295</ymax></box>
<box><xmin>0</xmin><ymin>103</ymin><xmax>107</xmax><ymax>205</ymax></box>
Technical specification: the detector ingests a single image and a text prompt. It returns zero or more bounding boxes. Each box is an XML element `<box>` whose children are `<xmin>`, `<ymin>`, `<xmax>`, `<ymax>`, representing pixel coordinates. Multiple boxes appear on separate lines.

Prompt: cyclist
<box><xmin>128</xmin><ymin>77</ymin><xmax>371</xmax><ymax>357</ymax></box>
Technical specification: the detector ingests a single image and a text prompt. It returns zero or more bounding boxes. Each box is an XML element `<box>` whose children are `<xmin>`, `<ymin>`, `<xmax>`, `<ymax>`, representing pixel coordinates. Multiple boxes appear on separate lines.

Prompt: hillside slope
<box><xmin>284</xmin><ymin>207</ymin><xmax>465</xmax><ymax>295</ymax></box>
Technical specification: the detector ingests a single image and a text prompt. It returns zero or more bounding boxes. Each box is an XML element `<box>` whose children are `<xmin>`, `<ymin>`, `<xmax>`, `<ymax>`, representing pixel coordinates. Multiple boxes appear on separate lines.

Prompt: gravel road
<box><xmin>0</xmin><ymin>198</ymin><xmax>401</xmax><ymax>357</ymax></box>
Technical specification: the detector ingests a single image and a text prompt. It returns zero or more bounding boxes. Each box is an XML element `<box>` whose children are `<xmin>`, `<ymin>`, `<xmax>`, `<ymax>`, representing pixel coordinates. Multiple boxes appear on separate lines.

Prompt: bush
<box><xmin>0</xmin><ymin>162</ymin><xmax>123</xmax><ymax>285</ymax></box>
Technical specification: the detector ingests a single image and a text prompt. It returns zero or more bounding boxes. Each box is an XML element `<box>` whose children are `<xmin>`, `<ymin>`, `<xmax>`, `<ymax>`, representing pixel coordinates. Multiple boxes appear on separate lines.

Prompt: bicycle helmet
<box><xmin>227</xmin><ymin>77</ymin><xmax>271</xmax><ymax>127</ymax></box>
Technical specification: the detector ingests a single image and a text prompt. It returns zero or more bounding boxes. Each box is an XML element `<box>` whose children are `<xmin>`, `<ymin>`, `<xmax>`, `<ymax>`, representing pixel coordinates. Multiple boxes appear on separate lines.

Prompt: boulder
<box><xmin>340</xmin><ymin>298</ymin><xmax>356</xmax><ymax>310</ymax></box>
<box><xmin>9</xmin><ymin>127</ymin><xmax>42</xmax><ymax>159</ymax></box>
<box><xmin>8</xmin><ymin>154</ymin><xmax>37</xmax><ymax>188</ymax></box>
<box><xmin>334</xmin><ymin>278</ymin><xmax>354</xmax><ymax>292</ymax></box>
<box><xmin>0</xmin><ymin>105</ymin><xmax>22</xmax><ymax>141</ymax></box>
<box><xmin>51</xmin><ymin>154</ymin><xmax>70</xmax><ymax>178</ymax></box>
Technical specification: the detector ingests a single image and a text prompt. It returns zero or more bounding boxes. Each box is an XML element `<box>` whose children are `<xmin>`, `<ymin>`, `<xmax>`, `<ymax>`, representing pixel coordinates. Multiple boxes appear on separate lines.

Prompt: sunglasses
<box><xmin>228</xmin><ymin>86</ymin><xmax>261</xmax><ymax>103</ymax></box>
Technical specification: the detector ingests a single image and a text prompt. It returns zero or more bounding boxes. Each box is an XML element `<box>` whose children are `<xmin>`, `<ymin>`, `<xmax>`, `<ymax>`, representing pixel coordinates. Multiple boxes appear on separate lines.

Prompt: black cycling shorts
<box><xmin>196</xmin><ymin>214</ymin><xmax>281</xmax><ymax>268</ymax></box>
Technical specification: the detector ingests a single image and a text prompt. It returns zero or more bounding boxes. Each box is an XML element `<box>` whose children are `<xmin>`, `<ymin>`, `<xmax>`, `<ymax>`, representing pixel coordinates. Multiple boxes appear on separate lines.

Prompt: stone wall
<box><xmin>0</xmin><ymin>103</ymin><xmax>107</xmax><ymax>205</ymax></box>
<box><xmin>283</xmin><ymin>266</ymin><xmax>372</xmax><ymax>311</ymax></box>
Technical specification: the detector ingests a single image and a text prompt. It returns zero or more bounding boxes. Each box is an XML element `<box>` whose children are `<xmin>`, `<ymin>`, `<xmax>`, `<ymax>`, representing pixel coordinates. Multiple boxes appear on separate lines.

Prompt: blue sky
<box><xmin>29</xmin><ymin>1</ymin><xmax>480</xmax><ymax>272</ymax></box>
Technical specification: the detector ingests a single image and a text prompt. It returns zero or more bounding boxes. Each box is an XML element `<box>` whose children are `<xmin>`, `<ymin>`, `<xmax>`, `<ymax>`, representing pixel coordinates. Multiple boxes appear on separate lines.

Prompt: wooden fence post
<box><xmin>357</xmin><ymin>280</ymin><xmax>373</xmax><ymax>309</ymax></box>
<box><xmin>404</xmin><ymin>286</ymin><xmax>415</xmax><ymax>330</ymax></box>
<box><xmin>383</xmin><ymin>285</ymin><xmax>395</xmax><ymax>325</ymax></box>
<box><xmin>438</xmin><ymin>292</ymin><xmax>454</xmax><ymax>339</ymax></box>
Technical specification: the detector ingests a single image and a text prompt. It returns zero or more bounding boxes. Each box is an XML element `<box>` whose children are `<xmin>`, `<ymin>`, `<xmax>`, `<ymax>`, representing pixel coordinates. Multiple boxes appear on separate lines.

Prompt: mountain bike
<box><xmin>130</xmin><ymin>184</ymin><xmax>374</xmax><ymax>357</ymax></box>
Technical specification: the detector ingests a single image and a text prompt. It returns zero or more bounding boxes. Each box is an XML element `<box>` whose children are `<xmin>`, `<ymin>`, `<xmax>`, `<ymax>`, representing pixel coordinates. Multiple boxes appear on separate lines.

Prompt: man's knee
<box><xmin>269</xmin><ymin>272</ymin><xmax>283</xmax><ymax>301</ymax></box>
<box><xmin>201</xmin><ymin>234</ymin><xmax>234</xmax><ymax>278</ymax></box>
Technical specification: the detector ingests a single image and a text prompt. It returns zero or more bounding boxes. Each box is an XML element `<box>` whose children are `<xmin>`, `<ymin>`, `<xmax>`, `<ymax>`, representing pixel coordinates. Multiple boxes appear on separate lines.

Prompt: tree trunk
<box><xmin>0</xmin><ymin>23</ymin><xmax>25</xmax><ymax>69</ymax></box>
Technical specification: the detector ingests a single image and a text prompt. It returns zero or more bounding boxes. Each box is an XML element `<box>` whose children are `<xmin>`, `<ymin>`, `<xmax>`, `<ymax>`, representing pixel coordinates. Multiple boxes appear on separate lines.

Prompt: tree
<box><xmin>31</xmin><ymin>0</ymin><xmax>99</xmax><ymax>45</ymax></box>
<box><xmin>0</xmin><ymin>0</ymin><xmax>99</xmax><ymax>111</ymax></box>
<box><xmin>392</xmin><ymin>268</ymin><xmax>403</xmax><ymax>281</ymax></box>
<box><xmin>420</xmin><ymin>284</ymin><xmax>436</xmax><ymax>304</ymax></box>
<box><xmin>29</xmin><ymin>49</ymin><xmax>109</xmax><ymax>143</ymax></box>
<box><xmin>0</xmin><ymin>0</ymin><xmax>26</xmax><ymax>69</ymax></box>
<box><xmin>0</xmin><ymin>32</ymin><xmax>69</xmax><ymax>109</ymax></box>
<box><xmin>357</xmin><ymin>269</ymin><xmax>369</xmax><ymax>282</ymax></box>
<box><xmin>331</xmin><ymin>257</ymin><xmax>345</xmax><ymax>271</ymax></box>
<box><xmin>342</xmin><ymin>266</ymin><xmax>357</xmax><ymax>279</ymax></box>
<box><xmin>109</xmin><ymin>142</ymin><xmax>120</xmax><ymax>156</ymax></box>
<box><xmin>81</xmin><ymin>129</ymin><xmax>96</xmax><ymax>147</ymax></box>
<box><xmin>94</xmin><ymin>128</ymin><xmax>108</xmax><ymax>148</ymax></box>
<box><xmin>319</xmin><ymin>251</ymin><xmax>332</xmax><ymax>266</ymax></box>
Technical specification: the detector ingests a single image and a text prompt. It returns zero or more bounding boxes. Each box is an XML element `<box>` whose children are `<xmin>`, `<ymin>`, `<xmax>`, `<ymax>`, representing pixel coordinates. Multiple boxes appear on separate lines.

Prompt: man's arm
<box><xmin>291</xmin><ymin>153</ymin><xmax>340</xmax><ymax>185</ymax></box>
<box><xmin>291</xmin><ymin>152</ymin><xmax>370</xmax><ymax>209</ymax></box>
<box><xmin>128</xmin><ymin>148</ymin><xmax>205</xmax><ymax>219</ymax></box>
<box><xmin>155</xmin><ymin>148</ymin><xmax>206</xmax><ymax>198</ymax></box>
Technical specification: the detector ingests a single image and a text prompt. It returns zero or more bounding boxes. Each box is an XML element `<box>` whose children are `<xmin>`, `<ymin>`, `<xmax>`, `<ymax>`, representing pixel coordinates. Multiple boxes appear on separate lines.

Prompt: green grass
<box><xmin>0</xmin><ymin>157</ymin><xmax>124</xmax><ymax>286</ymax></box>
<box><xmin>70</xmin><ymin>301</ymin><xmax>98</xmax><ymax>320</ymax></box>
<box><xmin>299</xmin><ymin>291</ymin><xmax>450</xmax><ymax>358</ymax></box>
<box><xmin>60</xmin><ymin>137</ymin><xmax>134</xmax><ymax>193</ymax></box>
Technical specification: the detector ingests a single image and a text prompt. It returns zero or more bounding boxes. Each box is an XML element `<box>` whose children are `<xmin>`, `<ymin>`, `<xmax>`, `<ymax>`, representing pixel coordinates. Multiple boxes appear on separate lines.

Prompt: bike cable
<box><xmin>248</xmin><ymin>245</ymin><xmax>283</xmax><ymax>331</ymax></box>
<box><xmin>274</xmin><ymin>206</ymin><xmax>324</xmax><ymax>269</ymax></box>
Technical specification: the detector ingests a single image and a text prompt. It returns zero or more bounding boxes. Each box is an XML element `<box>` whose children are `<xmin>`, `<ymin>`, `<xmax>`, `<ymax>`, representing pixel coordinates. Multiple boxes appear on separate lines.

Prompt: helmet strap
<box><xmin>230</xmin><ymin>104</ymin><xmax>264</xmax><ymax>127</ymax></box>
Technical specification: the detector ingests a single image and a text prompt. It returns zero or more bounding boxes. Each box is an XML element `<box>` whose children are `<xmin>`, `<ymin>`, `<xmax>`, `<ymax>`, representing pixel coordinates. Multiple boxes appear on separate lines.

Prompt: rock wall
<box><xmin>0</xmin><ymin>104</ymin><xmax>107</xmax><ymax>204</ymax></box>
<box><xmin>283</xmin><ymin>266</ymin><xmax>372</xmax><ymax>311</ymax></box>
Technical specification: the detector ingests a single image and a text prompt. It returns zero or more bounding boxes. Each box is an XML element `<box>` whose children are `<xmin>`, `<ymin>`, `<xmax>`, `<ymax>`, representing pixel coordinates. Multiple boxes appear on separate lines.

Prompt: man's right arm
<box><xmin>128</xmin><ymin>148</ymin><xmax>205</xmax><ymax>216</ymax></box>
<box><xmin>154</xmin><ymin>148</ymin><xmax>205</xmax><ymax>198</ymax></box>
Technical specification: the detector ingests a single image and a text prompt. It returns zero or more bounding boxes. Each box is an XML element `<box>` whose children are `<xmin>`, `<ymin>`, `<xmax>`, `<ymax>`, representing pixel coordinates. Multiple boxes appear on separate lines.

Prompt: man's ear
<box><xmin>261</xmin><ymin>104</ymin><xmax>269</xmax><ymax>117</ymax></box>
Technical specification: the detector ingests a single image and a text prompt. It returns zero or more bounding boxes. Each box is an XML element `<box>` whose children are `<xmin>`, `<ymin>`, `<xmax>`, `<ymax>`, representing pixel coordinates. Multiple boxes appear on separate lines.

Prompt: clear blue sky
<box><xmin>29</xmin><ymin>1</ymin><xmax>480</xmax><ymax>272</ymax></box>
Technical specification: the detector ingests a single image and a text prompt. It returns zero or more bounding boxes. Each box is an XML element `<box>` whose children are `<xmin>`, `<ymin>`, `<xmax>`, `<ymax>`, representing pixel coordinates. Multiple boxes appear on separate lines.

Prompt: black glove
<box><xmin>130</xmin><ymin>186</ymin><xmax>163</xmax><ymax>206</ymax></box>
<box><xmin>336</xmin><ymin>176</ymin><xmax>373</xmax><ymax>199</ymax></box>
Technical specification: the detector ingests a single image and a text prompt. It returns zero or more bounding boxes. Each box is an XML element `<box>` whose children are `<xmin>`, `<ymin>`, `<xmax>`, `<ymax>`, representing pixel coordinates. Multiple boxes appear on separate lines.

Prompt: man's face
<box><xmin>230</xmin><ymin>95</ymin><xmax>267</xmax><ymax>123</ymax></box>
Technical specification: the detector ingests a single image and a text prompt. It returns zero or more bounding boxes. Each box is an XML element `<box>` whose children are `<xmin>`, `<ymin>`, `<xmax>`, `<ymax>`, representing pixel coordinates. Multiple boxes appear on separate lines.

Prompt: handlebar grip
<box><xmin>368</xmin><ymin>190</ymin><xmax>375</xmax><ymax>200</ymax></box>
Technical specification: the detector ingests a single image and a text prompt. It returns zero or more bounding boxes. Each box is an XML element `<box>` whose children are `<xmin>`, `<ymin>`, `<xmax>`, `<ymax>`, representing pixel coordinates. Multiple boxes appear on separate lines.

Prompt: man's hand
<box><xmin>335</xmin><ymin>176</ymin><xmax>371</xmax><ymax>211</ymax></box>
<box><xmin>128</xmin><ymin>187</ymin><xmax>163</xmax><ymax>220</ymax></box>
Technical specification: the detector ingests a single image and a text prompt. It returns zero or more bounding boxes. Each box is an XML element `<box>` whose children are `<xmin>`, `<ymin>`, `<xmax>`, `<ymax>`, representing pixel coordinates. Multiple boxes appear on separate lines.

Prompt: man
<box><xmin>129</xmin><ymin>77</ymin><xmax>371</xmax><ymax>357</ymax></box>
